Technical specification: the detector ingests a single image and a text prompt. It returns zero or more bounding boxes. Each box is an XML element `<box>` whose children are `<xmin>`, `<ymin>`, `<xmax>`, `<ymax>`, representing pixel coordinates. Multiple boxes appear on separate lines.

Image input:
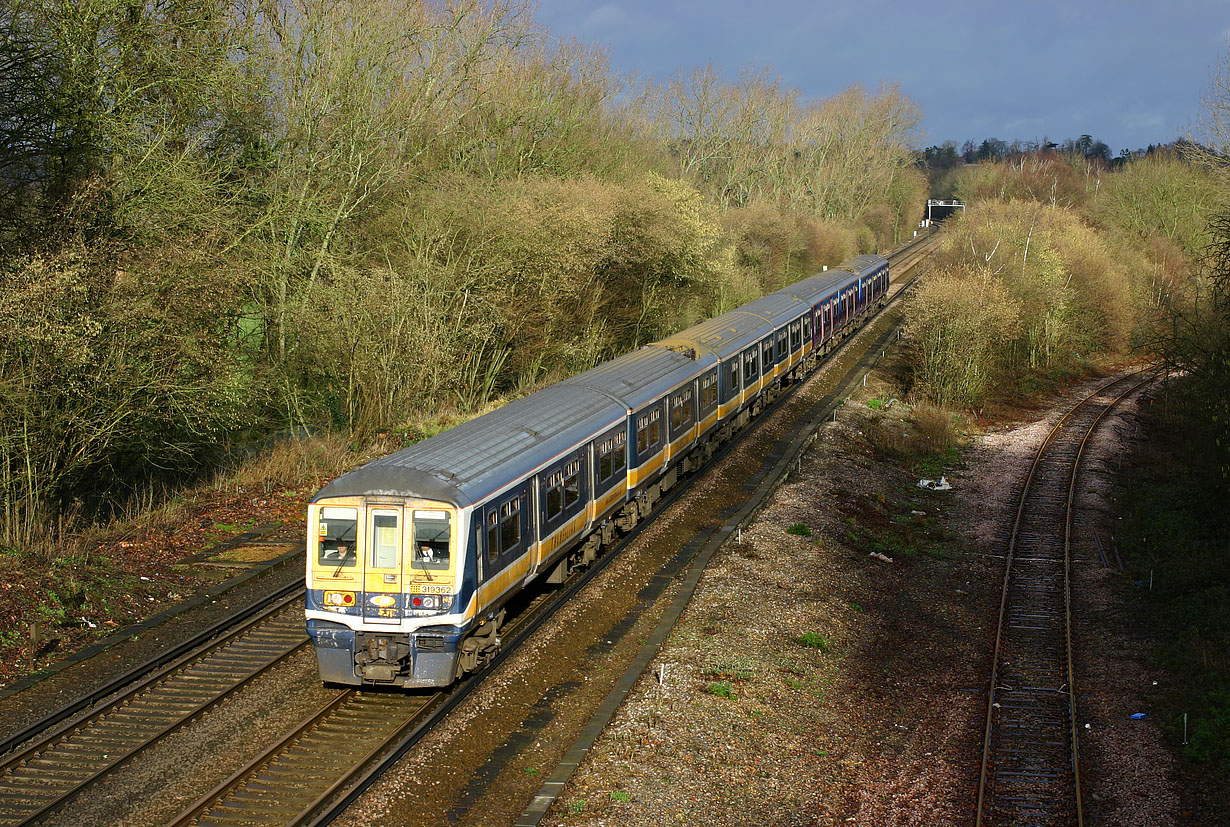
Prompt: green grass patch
<box><xmin>913</xmin><ymin>446</ymin><xmax>960</xmax><ymax>480</ymax></box>
<box><xmin>786</xmin><ymin>523</ymin><xmax>812</xmax><ymax>537</ymax></box>
<box><xmin>794</xmin><ymin>632</ymin><xmax>829</xmax><ymax>652</ymax></box>
<box><xmin>704</xmin><ymin>681</ymin><xmax>737</xmax><ymax>699</ymax></box>
<box><xmin>704</xmin><ymin>656</ymin><xmax>755</xmax><ymax>681</ymax></box>
<box><xmin>610</xmin><ymin>790</ymin><xmax>632</xmax><ymax>802</ymax></box>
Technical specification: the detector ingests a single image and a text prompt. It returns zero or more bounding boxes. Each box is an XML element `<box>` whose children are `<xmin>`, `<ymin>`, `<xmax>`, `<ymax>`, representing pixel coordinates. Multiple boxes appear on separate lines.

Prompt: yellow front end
<box><xmin>305</xmin><ymin>497</ymin><xmax>468</xmax><ymax>687</ymax></box>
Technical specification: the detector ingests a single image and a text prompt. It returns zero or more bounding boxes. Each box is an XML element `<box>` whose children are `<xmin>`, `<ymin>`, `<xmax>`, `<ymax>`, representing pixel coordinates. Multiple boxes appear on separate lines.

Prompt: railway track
<box><xmin>975</xmin><ymin>370</ymin><xmax>1153</xmax><ymax>827</ymax></box>
<box><xmin>0</xmin><ymin>587</ymin><xmax>308</xmax><ymax>827</ymax></box>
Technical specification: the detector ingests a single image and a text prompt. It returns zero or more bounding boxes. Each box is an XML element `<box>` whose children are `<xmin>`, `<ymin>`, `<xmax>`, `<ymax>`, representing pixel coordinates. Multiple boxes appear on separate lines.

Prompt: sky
<box><xmin>533</xmin><ymin>0</ymin><xmax>1230</xmax><ymax>153</ymax></box>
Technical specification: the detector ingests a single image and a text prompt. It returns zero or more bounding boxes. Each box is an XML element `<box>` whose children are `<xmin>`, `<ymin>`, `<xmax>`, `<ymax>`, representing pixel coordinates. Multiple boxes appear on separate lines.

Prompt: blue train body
<box><xmin>306</xmin><ymin>255</ymin><xmax>889</xmax><ymax>687</ymax></box>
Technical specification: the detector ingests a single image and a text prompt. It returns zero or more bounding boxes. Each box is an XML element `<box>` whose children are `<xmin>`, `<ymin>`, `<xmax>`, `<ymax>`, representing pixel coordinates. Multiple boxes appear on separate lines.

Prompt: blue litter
<box><xmin>1130</xmin><ymin>712</ymin><xmax>1147</xmax><ymax>720</ymax></box>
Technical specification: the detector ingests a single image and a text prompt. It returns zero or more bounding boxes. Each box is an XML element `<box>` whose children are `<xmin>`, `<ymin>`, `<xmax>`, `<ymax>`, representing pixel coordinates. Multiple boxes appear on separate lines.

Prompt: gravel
<box><xmin>537</xmin><ymin>370</ymin><xmax>1203</xmax><ymax>826</ymax></box>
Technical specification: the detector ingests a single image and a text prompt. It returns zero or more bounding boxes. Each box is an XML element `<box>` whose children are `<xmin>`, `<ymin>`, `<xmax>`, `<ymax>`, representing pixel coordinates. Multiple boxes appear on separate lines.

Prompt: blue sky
<box><xmin>534</xmin><ymin>0</ymin><xmax>1230</xmax><ymax>153</ymax></box>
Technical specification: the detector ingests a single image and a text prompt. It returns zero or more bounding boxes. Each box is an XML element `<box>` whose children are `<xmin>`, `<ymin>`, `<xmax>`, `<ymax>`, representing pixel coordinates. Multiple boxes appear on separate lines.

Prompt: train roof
<box><xmin>737</xmin><ymin>290</ymin><xmax>815</xmax><ymax>327</ymax></box>
<box><xmin>655</xmin><ymin>267</ymin><xmax>862</xmax><ymax>359</ymax></box>
<box><xmin>313</xmin><ymin>383</ymin><xmax>626</xmax><ymax>508</ymax></box>
<box><xmin>834</xmin><ymin>254</ymin><xmax>888</xmax><ymax>276</ymax></box>
<box><xmin>654</xmin><ymin>311</ymin><xmax>773</xmax><ymax>360</ymax></box>
<box><xmin>779</xmin><ymin>268</ymin><xmax>862</xmax><ymax>302</ymax></box>
<box><xmin>559</xmin><ymin>345</ymin><xmax>716</xmax><ymax>411</ymax></box>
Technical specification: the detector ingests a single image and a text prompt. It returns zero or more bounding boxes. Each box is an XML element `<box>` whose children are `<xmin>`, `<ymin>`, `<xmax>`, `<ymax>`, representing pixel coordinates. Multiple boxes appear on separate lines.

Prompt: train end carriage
<box><xmin>306</xmin><ymin>384</ymin><xmax>627</xmax><ymax>689</ymax></box>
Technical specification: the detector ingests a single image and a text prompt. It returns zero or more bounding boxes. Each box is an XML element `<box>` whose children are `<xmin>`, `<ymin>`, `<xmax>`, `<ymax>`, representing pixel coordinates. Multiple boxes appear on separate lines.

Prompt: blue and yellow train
<box><xmin>305</xmin><ymin>254</ymin><xmax>890</xmax><ymax>687</ymax></box>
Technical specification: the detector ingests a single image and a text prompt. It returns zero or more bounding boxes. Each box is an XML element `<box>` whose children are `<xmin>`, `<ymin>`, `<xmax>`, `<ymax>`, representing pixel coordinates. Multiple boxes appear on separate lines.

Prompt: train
<box><xmin>305</xmin><ymin>254</ymin><xmax>891</xmax><ymax>688</ymax></box>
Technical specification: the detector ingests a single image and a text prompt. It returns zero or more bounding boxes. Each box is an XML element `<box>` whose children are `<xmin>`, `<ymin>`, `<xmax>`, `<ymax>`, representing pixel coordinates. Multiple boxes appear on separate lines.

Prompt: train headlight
<box><xmin>369</xmin><ymin>594</ymin><xmax>397</xmax><ymax>608</ymax></box>
<box><xmin>324</xmin><ymin>591</ymin><xmax>355</xmax><ymax>608</ymax></box>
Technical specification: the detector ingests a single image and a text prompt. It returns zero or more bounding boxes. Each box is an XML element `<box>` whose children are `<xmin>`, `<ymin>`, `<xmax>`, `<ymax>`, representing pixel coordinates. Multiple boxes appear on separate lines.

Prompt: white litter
<box><xmin>917</xmin><ymin>475</ymin><xmax>952</xmax><ymax>491</ymax></box>
<box><xmin>80</xmin><ymin>617</ymin><xmax>97</xmax><ymax>629</ymax></box>
<box><xmin>869</xmin><ymin>551</ymin><xmax>894</xmax><ymax>563</ymax></box>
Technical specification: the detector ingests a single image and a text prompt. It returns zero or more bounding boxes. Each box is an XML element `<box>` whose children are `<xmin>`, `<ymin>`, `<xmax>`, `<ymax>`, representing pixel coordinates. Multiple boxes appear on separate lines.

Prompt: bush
<box><xmin>1092</xmin><ymin>156</ymin><xmax>1219</xmax><ymax>255</ymax></box>
<box><xmin>904</xmin><ymin>268</ymin><xmax>1022</xmax><ymax>406</ymax></box>
<box><xmin>908</xmin><ymin>201</ymin><xmax>1139</xmax><ymax>407</ymax></box>
<box><xmin>1186</xmin><ymin>691</ymin><xmax>1230</xmax><ymax>769</ymax></box>
<box><xmin>0</xmin><ymin>246</ymin><xmax>247</xmax><ymax>546</ymax></box>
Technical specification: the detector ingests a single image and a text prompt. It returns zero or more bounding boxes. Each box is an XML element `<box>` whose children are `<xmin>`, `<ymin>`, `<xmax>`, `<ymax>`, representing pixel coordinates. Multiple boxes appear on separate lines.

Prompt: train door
<box><xmin>363</xmin><ymin>504</ymin><xmax>403</xmax><ymax>624</ymax></box>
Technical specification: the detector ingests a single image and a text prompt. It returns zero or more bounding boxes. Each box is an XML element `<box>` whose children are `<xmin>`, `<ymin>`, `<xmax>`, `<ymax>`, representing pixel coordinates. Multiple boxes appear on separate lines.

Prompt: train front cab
<box><xmin>306</xmin><ymin>497</ymin><xmax>470</xmax><ymax>688</ymax></box>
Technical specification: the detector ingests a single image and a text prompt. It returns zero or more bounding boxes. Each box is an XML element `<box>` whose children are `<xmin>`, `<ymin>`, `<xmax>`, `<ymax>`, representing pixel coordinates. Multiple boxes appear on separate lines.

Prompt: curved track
<box><xmin>975</xmin><ymin>370</ymin><xmax>1152</xmax><ymax>827</ymax></box>
<box><xmin>0</xmin><ymin>588</ymin><xmax>307</xmax><ymax>827</ymax></box>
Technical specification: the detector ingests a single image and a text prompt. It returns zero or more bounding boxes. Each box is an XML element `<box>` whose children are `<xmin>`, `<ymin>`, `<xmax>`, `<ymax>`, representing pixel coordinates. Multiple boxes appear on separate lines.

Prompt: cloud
<box><xmin>585</xmin><ymin>4</ymin><xmax>631</xmax><ymax>29</ymax></box>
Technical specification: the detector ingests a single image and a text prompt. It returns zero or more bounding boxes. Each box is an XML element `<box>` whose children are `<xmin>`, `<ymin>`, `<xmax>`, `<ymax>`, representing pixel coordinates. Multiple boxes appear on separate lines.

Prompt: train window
<box><xmin>598</xmin><ymin>439</ymin><xmax>614</xmax><ymax>483</ymax></box>
<box><xmin>670</xmin><ymin>389</ymin><xmax>693</xmax><ymax>430</ymax></box>
<box><xmin>790</xmin><ymin>321</ymin><xmax>801</xmax><ymax>351</ymax></box>
<box><xmin>370</xmin><ymin>510</ymin><xmax>399</xmax><ymax>569</ymax></box>
<box><xmin>674</xmin><ymin>388</ymin><xmax>693</xmax><ymax>430</ymax></box>
<box><xmin>500</xmin><ymin>497</ymin><xmax>521</xmax><ymax>552</ymax></box>
<box><xmin>613</xmin><ymin>431</ymin><xmax>626</xmax><ymax>473</ymax></box>
<box><xmin>775</xmin><ymin>330</ymin><xmax>787</xmax><ymax>359</ymax></box>
<box><xmin>412</xmin><ymin>509</ymin><xmax>451</xmax><ymax>570</ymax></box>
<box><xmin>317</xmin><ymin>506</ymin><xmax>358</xmax><ymax>568</ymax></box>
<box><xmin>743</xmin><ymin>348</ymin><xmax>758</xmax><ymax>381</ymax></box>
<box><xmin>563</xmin><ymin>460</ymin><xmax>581</xmax><ymax>507</ymax></box>
<box><xmin>486</xmin><ymin>511</ymin><xmax>499</xmax><ymax>563</ymax></box>
<box><xmin>803</xmin><ymin>314</ymin><xmax>812</xmax><ymax>341</ymax></box>
<box><xmin>725</xmin><ymin>360</ymin><xmax>739</xmax><ymax>394</ymax></box>
<box><xmin>636</xmin><ymin>409</ymin><xmax>662</xmax><ymax>455</ymax></box>
<box><xmin>761</xmin><ymin>338</ymin><xmax>773</xmax><ymax>368</ymax></box>
<box><xmin>700</xmin><ymin>373</ymin><xmax>718</xmax><ymax>409</ymax></box>
<box><xmin>544</xmin><ymin>471</ymin><xmax>563</xmax><ymax>520</ymax></box>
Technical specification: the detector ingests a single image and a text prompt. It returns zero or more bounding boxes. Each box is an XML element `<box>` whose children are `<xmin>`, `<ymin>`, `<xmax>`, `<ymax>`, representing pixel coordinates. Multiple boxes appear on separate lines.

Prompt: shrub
<box><xmin>1185</xmin><ymin>691</ymin><xmax>1230</xmax><ymax>770</ymax></box>
<box><xmin>911</xmin><ymin>403</ymin><xmax>959</xmax><ymax>454</ymax></box>
<box><xmin>904</xmin><ymin>268</ymin><xmax>1022</xmax><ymax>406</ymax></box>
